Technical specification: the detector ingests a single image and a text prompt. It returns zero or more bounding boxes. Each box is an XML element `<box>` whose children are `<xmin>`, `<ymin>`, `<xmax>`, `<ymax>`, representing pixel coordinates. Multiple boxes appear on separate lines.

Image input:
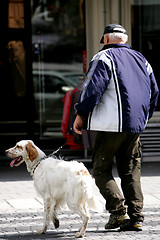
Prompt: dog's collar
<box><xmin>31</xmin><ymin>161</ymin><xmax>41</xmax><ymax>175</ymax></box>
<box><xmin>31</xmin><ymin>137</ymin><xmax>75</xmax><ymax>175</ymax></box>
<box><xmin>31</xmin><ymin>154</ymin><xmax>47</xmax><ymax>175</ymax></box>
<box><xmin>31</xmin><ymin>153</ymin><xmax>59</xmax><ymax>175</ymax></box>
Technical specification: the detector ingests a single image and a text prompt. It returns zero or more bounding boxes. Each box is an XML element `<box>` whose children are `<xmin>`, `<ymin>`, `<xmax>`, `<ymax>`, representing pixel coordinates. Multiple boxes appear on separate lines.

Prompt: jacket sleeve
<box><xmin>149</xmin><ymin>71</ymin><xmax>159</xmax><ymax>119</ymax></box>
<box><xmin>75</xmin><ymin>56</ymin><xmax>111</xmax><ymax>116</ymax></box>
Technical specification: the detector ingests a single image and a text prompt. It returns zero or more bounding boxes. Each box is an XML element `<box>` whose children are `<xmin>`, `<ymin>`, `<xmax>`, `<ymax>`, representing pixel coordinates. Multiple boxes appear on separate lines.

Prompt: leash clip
<box><xmin>51</xmin><ymin>136</ymin><xmax>75</xmax><ymax>155</ymax></box>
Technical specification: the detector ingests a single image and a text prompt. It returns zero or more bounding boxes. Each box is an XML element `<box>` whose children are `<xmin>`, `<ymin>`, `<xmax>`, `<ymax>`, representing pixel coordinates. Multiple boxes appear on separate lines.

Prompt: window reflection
<box><xmin>31</xmin><ymin>0</ymin><xmax>85</xmax><ymax>63</ymax></box>
<box><xmin>132</xmin><ymin>0</ymin><xmax>160</xmax><ymax>110</ymax></box>
<box><xmin>31</xmin><ymin>0</ymin><xmax>85</xmax><ymax>137</ymax></box>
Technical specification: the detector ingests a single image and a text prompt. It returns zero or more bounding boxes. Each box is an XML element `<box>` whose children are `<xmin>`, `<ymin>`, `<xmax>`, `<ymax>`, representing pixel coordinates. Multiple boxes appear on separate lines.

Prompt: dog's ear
<box><xmin>26</xmin><ymin>141</ymin><xmax>38</xmax><ymax>162</ymax></box>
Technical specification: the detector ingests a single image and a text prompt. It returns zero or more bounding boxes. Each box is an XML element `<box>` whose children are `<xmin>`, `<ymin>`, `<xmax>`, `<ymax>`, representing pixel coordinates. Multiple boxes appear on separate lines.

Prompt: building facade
<box><xmin>1</xmin><ymin>0</ymin><xmax>160</xmax><ymax>160</ymax></box>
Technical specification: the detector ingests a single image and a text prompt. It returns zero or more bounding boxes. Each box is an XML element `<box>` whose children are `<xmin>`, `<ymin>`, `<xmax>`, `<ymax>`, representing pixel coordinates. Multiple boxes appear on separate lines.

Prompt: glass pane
<box><xmin>132</xmin><ymin>0</ymin><xmax>160</xmax><ymax>110</ymax></box>
<box><xmin>31</xmin><ymin>0</ymin><xmax>85</xmax><ymax>138</ymax></box>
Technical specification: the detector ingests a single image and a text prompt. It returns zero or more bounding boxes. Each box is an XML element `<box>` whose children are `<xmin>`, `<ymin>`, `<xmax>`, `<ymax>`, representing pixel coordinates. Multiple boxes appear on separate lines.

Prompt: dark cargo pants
<box><xmin>92</xmin><ymin>132</ymin><xmax>144</xmax><ymax>222</ymax></box>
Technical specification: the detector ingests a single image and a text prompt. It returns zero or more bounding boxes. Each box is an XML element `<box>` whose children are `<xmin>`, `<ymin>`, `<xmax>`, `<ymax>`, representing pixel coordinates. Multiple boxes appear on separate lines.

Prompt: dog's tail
<box><xmin>85</xmin><ymin>176</ymin><xmax>105</xmax><ymax>212</ymax></box>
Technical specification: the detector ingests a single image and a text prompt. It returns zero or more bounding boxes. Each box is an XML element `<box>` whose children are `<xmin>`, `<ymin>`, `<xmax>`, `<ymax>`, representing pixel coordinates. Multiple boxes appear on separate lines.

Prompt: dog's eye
<box><xmin>16</xmin><ymin>145</ymin><xmax>23</xmax><ymax>150</ymax></box>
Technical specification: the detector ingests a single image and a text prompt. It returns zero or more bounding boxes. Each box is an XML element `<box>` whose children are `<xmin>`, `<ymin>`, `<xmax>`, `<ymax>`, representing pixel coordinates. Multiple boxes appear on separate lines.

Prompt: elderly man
<box><xmin>73</xmin><ymin>24</ymin><xmax>159</xmax><ymax>231</ymax></box>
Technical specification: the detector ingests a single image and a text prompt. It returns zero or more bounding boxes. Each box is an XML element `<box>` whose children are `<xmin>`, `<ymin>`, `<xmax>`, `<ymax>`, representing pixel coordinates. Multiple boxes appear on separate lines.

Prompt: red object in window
<box><xmin>83</xmin><ymin>50</ymin><xmax>87</xmax><ymax>74</ymax></box>
<box><xmin>61</xmin><ymin>89</ymin><xmax>84</xmax><ymax>150</ymax></box>
<box><xmin>61</xmin><ymin>89</ymin><xmax>78</xmax><ymax>138</ymax></box>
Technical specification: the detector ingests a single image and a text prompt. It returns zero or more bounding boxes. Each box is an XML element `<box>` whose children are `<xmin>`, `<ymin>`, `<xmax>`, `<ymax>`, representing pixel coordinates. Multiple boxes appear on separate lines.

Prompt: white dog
<box><xmin>6</xmin><ymin>140</ymin><xmax>104</xmax><ymax>238</ymax></box>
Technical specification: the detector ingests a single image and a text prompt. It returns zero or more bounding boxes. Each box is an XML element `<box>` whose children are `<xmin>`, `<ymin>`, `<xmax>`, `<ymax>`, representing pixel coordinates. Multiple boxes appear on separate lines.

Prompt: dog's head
<box><xmin>5</xmin><ymin>140</ymin><xmax>43</xmax><ymax>170</ymax></box>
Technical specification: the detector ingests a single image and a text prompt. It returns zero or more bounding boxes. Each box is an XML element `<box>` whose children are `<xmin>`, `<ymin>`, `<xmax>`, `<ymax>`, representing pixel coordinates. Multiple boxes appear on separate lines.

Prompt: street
<box><xmin>0</xmin><ymin>161</ymin><xmax>160</xmax><ymax>239</ymax></box>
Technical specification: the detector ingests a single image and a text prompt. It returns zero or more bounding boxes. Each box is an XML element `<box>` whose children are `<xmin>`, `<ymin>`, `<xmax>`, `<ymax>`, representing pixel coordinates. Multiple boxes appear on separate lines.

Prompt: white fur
<box><xmin>6</xmin><ymin>140</ymin><xmax>105</xmax><ymax>238</ymax></box>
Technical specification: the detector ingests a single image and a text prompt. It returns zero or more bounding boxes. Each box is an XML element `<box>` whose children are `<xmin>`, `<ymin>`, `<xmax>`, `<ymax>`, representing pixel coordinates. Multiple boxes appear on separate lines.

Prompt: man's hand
<box><xmin>73</xmin><ymin>115</ymin><xmax>84</xmax><ymax>135</ymax></box>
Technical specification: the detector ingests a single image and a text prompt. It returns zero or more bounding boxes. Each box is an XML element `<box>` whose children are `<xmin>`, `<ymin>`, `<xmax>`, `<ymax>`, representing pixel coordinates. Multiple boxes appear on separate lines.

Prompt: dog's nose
<box><xmin>5</xmin><ymin>150</ymin><xmax>8</xmax><ymax>155</ymax></box>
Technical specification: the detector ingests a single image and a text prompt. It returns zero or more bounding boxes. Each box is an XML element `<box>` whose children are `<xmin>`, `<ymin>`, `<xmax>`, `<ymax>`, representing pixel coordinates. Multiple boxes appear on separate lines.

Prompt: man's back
<box><xmin>76</xmin><ymin>43</ymin><xmax>159</xmax><ymax>133</ymax></box>
<box><xmin>103</xmin><ymin>44</ymin><xmax>155</xmax><ymax>132</ymax></box>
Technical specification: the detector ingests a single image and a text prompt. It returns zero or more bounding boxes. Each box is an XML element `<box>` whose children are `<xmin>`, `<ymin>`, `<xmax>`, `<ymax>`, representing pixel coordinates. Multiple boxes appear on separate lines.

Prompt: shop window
<box><xmin>31</xmin><ymin>0</ymin><xmax>86</xmax><ymax>137</ymax></box>
<box><xmin>132</xmin><ymin>0</ymin><xmax>160</xmax><ymax>110</ymax></box>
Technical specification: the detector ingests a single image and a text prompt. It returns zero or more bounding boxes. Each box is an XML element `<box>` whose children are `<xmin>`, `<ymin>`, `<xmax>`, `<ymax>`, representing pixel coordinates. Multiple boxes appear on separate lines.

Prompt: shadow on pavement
<box><xmin>0</xmin><ymin>160</ymin><xmax>159</xmax><ymax>182</ymax></box>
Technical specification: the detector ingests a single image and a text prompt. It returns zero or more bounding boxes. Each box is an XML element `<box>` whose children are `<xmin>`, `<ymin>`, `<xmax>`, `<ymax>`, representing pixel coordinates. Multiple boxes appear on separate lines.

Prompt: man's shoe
<box><xmin>120</xmin><ymin>221</ymin><xmax>142</xmax><ymax>231</ymax></box>
<box><xmin>105</xmin><ymin>214</ymin><xmax>130</xmax><ymax>229</ymax></box>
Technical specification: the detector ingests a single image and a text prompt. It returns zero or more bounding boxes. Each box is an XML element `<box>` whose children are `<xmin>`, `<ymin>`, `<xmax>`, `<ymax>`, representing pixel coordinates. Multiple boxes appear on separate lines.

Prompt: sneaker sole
<box><xmin>105</xmin><ymin>218</ymin><xmax>130</xmax><ymax>230</ymax></box>
<box><xmin>120</xmin><ymin>223</ymin><xmax>142</xmax><ymax>231</ymax></box>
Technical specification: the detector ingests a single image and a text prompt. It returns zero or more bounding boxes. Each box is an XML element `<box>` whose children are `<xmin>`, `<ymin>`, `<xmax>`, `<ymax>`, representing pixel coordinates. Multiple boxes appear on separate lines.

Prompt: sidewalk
<box><xmin>0</xmin><ymin>161</ymin><xmax>160</xmax><ymax>240</ymax></box>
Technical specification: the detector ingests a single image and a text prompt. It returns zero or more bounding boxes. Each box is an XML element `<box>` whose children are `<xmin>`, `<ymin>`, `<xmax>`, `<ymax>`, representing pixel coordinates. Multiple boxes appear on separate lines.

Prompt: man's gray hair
<box><xmin>108</xmin><ymin>32</ymin><xmax>128</xmax><ymax>43</ymax></box>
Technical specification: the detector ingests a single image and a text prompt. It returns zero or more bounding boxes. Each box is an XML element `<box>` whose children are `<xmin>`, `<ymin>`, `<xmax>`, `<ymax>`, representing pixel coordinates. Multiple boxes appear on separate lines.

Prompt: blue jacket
<box><xmin>75</xmin><ymin>44</ymin><xmax>159</xmax><ymax>133</ymax></box>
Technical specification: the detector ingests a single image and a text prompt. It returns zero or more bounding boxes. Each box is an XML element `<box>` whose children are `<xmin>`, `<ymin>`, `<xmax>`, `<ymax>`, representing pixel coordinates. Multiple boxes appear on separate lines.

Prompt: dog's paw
<box><xmin>54</xmin><ymin>218</ymin><xmax>60</xmax><ymax>229</ymax></box>
<box><xmin>35</xmin><ymin>229</ymin><xmax>46</xmax><ymax>235</ymax></box>
<box><xmin>75</xmin><ymin>231</ymin><xmax>84</xmax><ymax>238</ymax></box>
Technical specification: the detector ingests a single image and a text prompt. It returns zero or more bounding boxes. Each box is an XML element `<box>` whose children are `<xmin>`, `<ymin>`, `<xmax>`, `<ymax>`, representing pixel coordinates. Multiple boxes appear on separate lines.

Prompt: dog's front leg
<box><xmin>36</xmin><ymin>198</ymin><xmax>51</xmax><ymax>234</ymax></box>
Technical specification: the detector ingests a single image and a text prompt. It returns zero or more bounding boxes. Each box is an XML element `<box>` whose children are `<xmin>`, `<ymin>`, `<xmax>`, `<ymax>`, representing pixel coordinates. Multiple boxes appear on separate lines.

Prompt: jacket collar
<box><xmin>100</xmin><ymin>43</ymin><xmax>131</xmax><ymax>51</ymax></box>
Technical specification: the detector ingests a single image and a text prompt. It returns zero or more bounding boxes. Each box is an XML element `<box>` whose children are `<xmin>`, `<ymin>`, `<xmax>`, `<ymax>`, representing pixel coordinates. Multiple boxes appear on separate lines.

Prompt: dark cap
<box><xmin>100</xmin><ymin>24</ymin><xmax>127</xmax><ymax>44</ymax></box>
